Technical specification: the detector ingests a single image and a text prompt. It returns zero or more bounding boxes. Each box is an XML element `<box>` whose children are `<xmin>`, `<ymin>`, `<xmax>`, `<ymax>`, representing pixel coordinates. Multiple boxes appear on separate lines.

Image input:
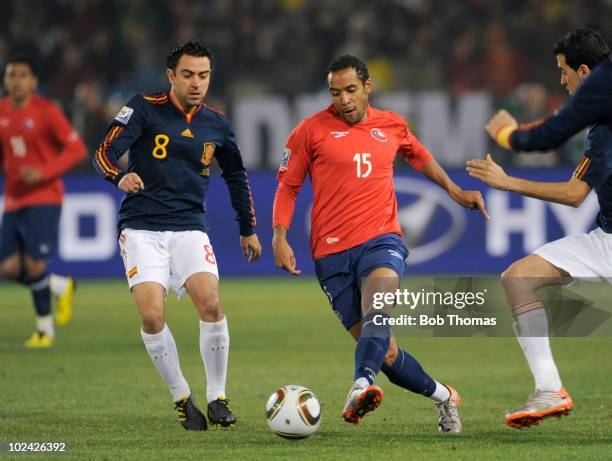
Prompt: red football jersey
<box><xmin>273</xmin><ymin>104</ymin><xmax>433</xmax><ymax>259</ymax></box>
<box><xmin>0</xmin><ymin>94</ymin><xmax>86</xmax><ymax>211</ymax></box>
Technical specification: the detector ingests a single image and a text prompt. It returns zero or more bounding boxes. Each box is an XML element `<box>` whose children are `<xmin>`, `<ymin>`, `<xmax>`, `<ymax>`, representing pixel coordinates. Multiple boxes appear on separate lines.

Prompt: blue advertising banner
<box><xmin>0</xmin><ymin>168</ymin><xmax>599</xmax><ymax>277</ymax></box>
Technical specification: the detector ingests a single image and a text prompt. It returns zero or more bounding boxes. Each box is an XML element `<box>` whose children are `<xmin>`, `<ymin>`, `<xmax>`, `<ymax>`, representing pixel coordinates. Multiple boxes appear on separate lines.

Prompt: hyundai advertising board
<box><xmin>0</xmin><ymin>169</ymin><xmax>598</xmax><ymax>278</ymax></box>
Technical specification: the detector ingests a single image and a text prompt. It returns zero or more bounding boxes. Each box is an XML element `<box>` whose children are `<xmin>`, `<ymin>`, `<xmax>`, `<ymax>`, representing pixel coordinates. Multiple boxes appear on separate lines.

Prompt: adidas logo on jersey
<box><xmin>181</xmin><ymin>128</ymin><xmax>194</xmax><ymax>138</ymax></box>
<box><xmin>331</xmin><ymin>131</ymin><xmax>349</xmax><ymax>138</ymax></box>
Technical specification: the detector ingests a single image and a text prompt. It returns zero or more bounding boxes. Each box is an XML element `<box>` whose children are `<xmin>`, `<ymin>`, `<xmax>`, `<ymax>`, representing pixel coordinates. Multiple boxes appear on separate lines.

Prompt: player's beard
<box><xmin>10</xmin><ymin>91</ymin><xmax>31</xmax><ymax>107</ymax></box>
<box><xmin>343</xmin><ymin>107</ymin><xmax>365</xmax><ymax>125</ymax></box>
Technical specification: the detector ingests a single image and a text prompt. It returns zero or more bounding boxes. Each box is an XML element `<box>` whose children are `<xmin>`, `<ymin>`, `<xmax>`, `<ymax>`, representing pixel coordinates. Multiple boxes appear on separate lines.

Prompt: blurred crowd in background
<box><xmin>1</xmin><ymin>0</ymin><xmax>610</xmax><ymax>168</ymax></box>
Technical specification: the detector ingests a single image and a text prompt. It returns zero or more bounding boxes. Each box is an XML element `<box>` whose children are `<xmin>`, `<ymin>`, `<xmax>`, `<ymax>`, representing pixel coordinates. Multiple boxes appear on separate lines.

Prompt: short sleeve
<box><xmin>397</xmin><ymin>119</ymin><xmax>433</xmax><ymax>170</ymax></box>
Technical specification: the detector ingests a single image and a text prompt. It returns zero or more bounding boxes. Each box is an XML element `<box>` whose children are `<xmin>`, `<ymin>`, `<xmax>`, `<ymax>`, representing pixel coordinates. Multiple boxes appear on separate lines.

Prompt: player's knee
<box><xmin>140</xmin><ymin>310</ymin><xmax>165</xmax><ymax>333</ymax></box>
<box><xmin>502</xmin><ymin>254</ymin><xmax>552</xmax><ymax>281</ymax></box>
<box><xmin>24</xmin><ymin>259</ymin><xmax>46</xmax><ymax>278</ymax></box>
<box><xmin>196</xmin><ymin>295</ymin><xmax>222</xmax><ymax>321</ymax></box>
<box><xmin>0</xmin><ymin>258</ymin><xmax>21</xmax><ymax>280</ymax></box>
<box><xmin>365</xmin><ymin>278</ymin><xmax>398</xmax><ymax>297</ymax></box>
<box><xmin>362</xmin><ymin>271</ymin><xmax>399</xmax><ymax>315</ymax></box>
<box><xmin>134</xmin><ymin>296</ymin><xmax>166</xmax><ymax>333</ymax></box>
<box><xmin>501</xmin><ymin>258</ymin><xmax>530</xmax><ymax>290</ymax></box>
<box><xmin>383</xmin><ymin>344</ymin><xmax>398</xmax><ymax>367</ymax></box>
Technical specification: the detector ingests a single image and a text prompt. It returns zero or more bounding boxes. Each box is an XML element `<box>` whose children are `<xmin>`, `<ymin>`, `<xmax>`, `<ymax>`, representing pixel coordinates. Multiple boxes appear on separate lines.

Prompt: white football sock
<box><xmin>36</xmin><ymin>315</ymin><xmax>54</xmax><ymax>337</ymax></box>
<box><xmin>141</xmin><ymin>324</ymin><xmax>190</xmax><ymax>401</ymax></box>
<box><xmin>429</xmin><ymin>381</ymin><xmax>451</xmax><ymax>403</ymax></box>
<box><xmin>514</xmin><ymin>308</ymin><xmax>562</xmax><ymax>392</ymax></box>
<box><xmin>354</xmin><ymin>377</ymin><xmax>369</xmax><ymax>389</ymax></box>
<box><xmin>49</xmin><ymin>274</ymin><xmax>69</xmax><ymax>297</ymax></box>
<box><xmin>199</xmin><ymin>317</ymin><xmax>229</xmax><ymax>402</ymax></box>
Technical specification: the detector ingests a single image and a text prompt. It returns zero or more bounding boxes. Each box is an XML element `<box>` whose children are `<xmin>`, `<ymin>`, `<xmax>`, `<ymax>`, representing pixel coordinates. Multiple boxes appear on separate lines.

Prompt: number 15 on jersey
<box><xmin>353</xmin><ymin>153</ymin><xmax>372</xmax><ymax>178</ymax></box>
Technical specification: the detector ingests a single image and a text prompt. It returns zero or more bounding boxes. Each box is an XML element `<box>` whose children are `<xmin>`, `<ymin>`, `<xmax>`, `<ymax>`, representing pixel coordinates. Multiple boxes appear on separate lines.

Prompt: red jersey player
<box><xmin>273</xmin><ymin>55</ymin><xmax>488</xmax><ymax>431</ymax></box>
<box><xmin>0</xmin><ymin>55</ymin><xmax>86</xmax><ymax>347</ymax></box>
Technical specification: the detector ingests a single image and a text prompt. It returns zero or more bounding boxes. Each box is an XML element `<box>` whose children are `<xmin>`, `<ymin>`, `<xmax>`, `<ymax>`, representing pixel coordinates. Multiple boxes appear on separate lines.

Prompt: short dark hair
<box><xmin>327</xmin><ymin>55</ymin><xmax>369</xmax><ymax>85</ymax></box>
<box><xmin>553</xmin><ymin>28</ymin><xmax>611</xmax><ymax>70</ymax></box>
<box><xmin>166</xmin><ymin>41</ymin><xmax>214</xmax><ymax>72</ymax></box>
<box><xmin>5</xmin><ymin>53</ymin><xmax>38</xmax><ymax>77</ymax></box>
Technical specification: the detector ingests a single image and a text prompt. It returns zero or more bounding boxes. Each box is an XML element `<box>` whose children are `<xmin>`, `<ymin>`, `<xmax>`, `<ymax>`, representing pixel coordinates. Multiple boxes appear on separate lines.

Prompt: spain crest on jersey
<box><xmin>201</xmin><ymin>142</ymin><xmax>216</xmax><ymax>166</ymax></box>
<box><xmin>199</xmin><ymin>142</ymin><xmax>216</xmax><ymax>176</ymax></box>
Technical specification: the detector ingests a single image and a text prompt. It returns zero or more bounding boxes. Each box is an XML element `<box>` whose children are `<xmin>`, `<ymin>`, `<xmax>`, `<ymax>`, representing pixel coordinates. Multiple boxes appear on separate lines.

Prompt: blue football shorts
<box><xmin>314</xmin><ymin>233</ymin><xmax>409</xmax><ymax>330</ymax></box>
<box><xmin>0</xmin><ymin>205</ymin><xmax>61</xmax><ymax>261</ymax></box>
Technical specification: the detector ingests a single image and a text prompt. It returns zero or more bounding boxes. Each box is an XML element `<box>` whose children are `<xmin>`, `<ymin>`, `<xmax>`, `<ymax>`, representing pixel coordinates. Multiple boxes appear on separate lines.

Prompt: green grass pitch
<box><xmin>1</xmin><ymin>278</ymin><xmax>611</xmax><ymax>460</ymax></box>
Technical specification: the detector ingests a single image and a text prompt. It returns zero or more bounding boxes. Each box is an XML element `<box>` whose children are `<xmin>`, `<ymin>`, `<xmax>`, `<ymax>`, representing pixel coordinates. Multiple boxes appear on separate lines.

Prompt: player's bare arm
<box><xmin>419</xmin><ymin>158</ymin><xmax>489</xmax><ymax>219</ymax></box>
<box><xmin>240</xmin><ymin>233</ymin><xmax>262</xmax><ymax>262</ymax></box>
<box><xmin>485</xmin><ymin>110</ymin><xmax>518</xmax><ymax>148</ymax></box>
<box><xmin>272</xmin><ymin>225</ymin><xmax>301</xmax><ymax>276</ymax></box>
<box><xmin>117</xmin><ymin>172</ymin><xmax>144</xmax><ymax>193</ymax></box>
<box><xmin>467</xmin><ymin>154</ymin><xmax>591</xmax><ymax>207</ymax></box>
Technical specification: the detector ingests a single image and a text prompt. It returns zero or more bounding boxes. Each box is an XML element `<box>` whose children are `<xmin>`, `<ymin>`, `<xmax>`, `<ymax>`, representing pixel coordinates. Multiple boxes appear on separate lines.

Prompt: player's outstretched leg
<box><xmin>187</xmin><ymin>272</ymin><xmax>236</xmax><ymax>428</ymax></box>
<box><xmin>25</xmin><ymin>269</ymin><xmax>54</xmax><ymax>348</ymax></box>
<box><xmin>380</xmin><ymin>343</ymin><xmax>462</xmax><ymax>432</ymax></box>
<box><xmin>505</xmin><ymin>301</ymin><xmax>574</xmax><ymax>429</ymax></box>
<box><xmin>342</xmin><ymin>380</ymin><xmax>384</xmax><ymax>425</ymax></box>
<box><xmin>505</xmin><ymin>388</ymin><xmax>573</xmax><ymax>429</ymax></box>
<box><xmin>6</xmin><ymin>257</ymin><xmax>54</xmax><ymax>348</ymax></box>
<box><xmin>435</xmin><ymin>385</ymin><xmax>462</xmax><ymax>433</ymax></box>
<box><xmin>0</xmin><ymin>255</ymin><xmax>53</xmax><ymax>347</ymax></box>
<box><xmin>199</xmin><ymin>318</ymin><xmax>236</xmax><ymax>428</ymax></box>
<box><xmin>50</xmin><ymin>274</ymin><xmax>76</xmax><ymax>327</ymax></box>
<box><xmin>140</xmin><ymin>323</ymin><xmax>199</xmax><ymax>429</ymax></box>
<box><xmin>502</xmin><ymin>255</ymin><xmax>572</xmax><ymax>429</ymax></box>
<box><xmin>343</xmin><ymin>312</ymin><xmax>389</xmax><ymax>424</ymax></box>
<box><xmin>342</xmin><ymin>267</ymin><xmax>403</xmax><ymax>424</ymax></box>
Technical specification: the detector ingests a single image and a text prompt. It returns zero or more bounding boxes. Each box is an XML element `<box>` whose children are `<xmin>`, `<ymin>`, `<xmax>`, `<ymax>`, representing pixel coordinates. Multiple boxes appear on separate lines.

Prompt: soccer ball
<box><xmin>265</xmin><ymin>385</ymin><xmax>321</xmax><ymax>439</ymax></box>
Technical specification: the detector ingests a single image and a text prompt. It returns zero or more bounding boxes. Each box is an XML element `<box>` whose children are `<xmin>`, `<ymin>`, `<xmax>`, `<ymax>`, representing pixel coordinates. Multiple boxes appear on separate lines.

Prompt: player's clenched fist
<box><xmin>19</xmin><ymin>166</ymin><xmax>44</xmax><ymax>185</ymax></box>
<box><xmin>485</xmin><ymin>110</ymin><xmax>518</xmax><ymax>148</ymax></box>
<box><xmin>118</xmin><ymin>172</ymin><xmax>145</xmax><ymax>193</ymax></box>
<box><xmin>240</xmin><ymin>233</ymin><xmax>262</xmax><ymax>262</ymax></box>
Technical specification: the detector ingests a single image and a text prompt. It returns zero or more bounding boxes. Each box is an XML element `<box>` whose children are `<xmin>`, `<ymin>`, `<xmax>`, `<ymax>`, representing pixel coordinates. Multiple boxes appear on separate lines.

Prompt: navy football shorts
<box><xmin>314</xmin><ymin>233</ymin><xmax>409</xmax><ymax>330</ymax></box>
<box><xmin>0</xmin><ymin>205</ymin><xmax>61</xmax><ymax>261</ymax></box>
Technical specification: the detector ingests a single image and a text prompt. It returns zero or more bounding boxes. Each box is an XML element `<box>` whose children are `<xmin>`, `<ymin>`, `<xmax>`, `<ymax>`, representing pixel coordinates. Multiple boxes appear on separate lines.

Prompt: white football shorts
<box><xmin>534</xmin><ymin>227</ymin><xmax>612</xmax><ymax>283</ymax></box>
<box><xmin>119</xmin><ymin>229</ymin><xmax>219</xmax><ymax>295</ymax></box>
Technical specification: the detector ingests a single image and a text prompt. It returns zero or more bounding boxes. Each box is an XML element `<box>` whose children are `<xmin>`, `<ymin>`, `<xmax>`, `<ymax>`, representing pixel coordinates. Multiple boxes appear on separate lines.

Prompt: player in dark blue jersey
<box><xmin>93</xmin><ymin>42</ymin><xmax>262</xmax><ymax>430</ymax></box>
<box><xmin>467</xmin><ymin>28</ymin><xmax>611</xmax><ymax>429</ymax></box>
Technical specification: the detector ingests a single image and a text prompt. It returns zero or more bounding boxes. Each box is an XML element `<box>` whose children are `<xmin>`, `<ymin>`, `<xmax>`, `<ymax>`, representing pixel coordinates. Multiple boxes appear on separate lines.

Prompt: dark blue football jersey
<box><xmin>510</xmin><ymin>62</ymin><xmax>612</xmax><ymax>149</ymax></box>
<box><xmin>509</xmin><ymin>61</ymin><xmax>612</xmax><ymax>232</ymax></box>
<box><xmin>93</xmin><ymin>91</ymin><xmax>255</xmax><ymax>235</ymax></box>
<box><xmin>573</xmin><ymin>124</ymin><xmax>612</xmax><ymax>232</ymax></box>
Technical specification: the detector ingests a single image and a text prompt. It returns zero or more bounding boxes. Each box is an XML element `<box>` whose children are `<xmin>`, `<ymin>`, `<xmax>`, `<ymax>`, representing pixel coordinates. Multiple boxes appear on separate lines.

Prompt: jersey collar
<box><xmin>169</xmin><ymin>88</ymin><xmax>203</xmax><ymax>123</ymax></box>
<box><xmin>7</xmin><ymin>93</ymin><xmax>36</xmax><ymax>110</ymax></box>
<box><xmin>327</xmin><ymin>103</ymin><xmax>372</xmax><ymax>126</ymax></box>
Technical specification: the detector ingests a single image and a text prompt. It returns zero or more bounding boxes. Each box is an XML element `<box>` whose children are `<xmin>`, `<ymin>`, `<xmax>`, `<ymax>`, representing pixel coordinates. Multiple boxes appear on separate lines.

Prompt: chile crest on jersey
<box><xmin>370</xmin><ymin>128</ymin><xmax>388</xmax><ymax>142</ymax></box>
<box><xmin>315</xmin><ymin>117</ymin><xmax>399</xmax><ymax>176</ymax></box>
